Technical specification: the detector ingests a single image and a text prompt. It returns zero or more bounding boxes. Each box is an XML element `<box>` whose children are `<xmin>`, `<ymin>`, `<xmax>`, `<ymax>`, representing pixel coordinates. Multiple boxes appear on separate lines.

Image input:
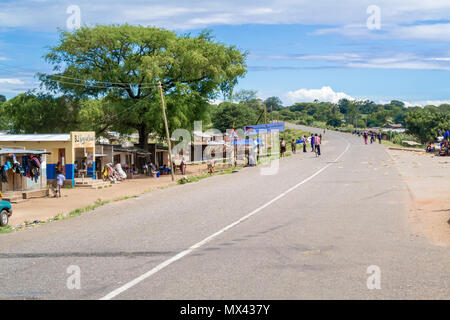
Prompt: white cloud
<box><xmin>285</xmin><ymin>86</ymin><xmax>354</xmax><ymax>104</ymax></box>
<box><xmin>390</xmin><ymin>23</ymin><xmax>450</xmax><ymax>41</ymax></box>
<box><xmin>255</xmin><ymin>52</ymin><xmax>450</xmax><ymax>71</ymax></box>
<box><xmin>2</xmin><ymin>0</ymin><xmax>450</xmax><ymax>32</ymax></box>
<box><xmin>317</xmin><ymin>22</ymin><xmax>450</xmax><ymax>42</ymax></box>
<box><xmin>401</xmin><ymin>100</ymin><xmax>450</xmax><ymax>107</ymax></box>
<box><xmin>0</xmin><ymin>78</ymin><xmax>25</xmax><ymax>85</ymax></box>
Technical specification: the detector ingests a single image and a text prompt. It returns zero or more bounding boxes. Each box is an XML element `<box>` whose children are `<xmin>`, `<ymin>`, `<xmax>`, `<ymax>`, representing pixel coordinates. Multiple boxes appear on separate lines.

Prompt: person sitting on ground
<box><xmin>149</xmin><ymin>162</ymin><xmax>156</xmax><ymax>175</ymax></box>
<box><xmin>426</xmin><ymin>142</ymin><xmax>435</xmax><ymax>153</ymax></box>
<box><xmin>440</xmin><ymin>140</ymin><xmax>449</xmax><ymax>156</ymax></box>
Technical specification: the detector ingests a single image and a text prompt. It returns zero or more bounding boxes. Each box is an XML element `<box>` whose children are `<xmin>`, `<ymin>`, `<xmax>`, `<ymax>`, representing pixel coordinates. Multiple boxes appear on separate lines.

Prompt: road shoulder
<box><xmin>385</xmin><ymin>147</ymin><xmax>450</xmax><ymax>246</ymax></box>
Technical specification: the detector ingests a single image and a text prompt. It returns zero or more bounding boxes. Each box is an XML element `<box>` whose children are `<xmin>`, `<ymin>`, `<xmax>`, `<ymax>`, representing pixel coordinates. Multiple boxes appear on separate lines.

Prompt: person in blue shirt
<box><xmin>444</xmin><ymin>128</ymin><xmax>449</xmax><ymax>141</ymax></box>
<box><xmin>54</xmin><ymin>170</ymin><xmax>65</xmax><ymax>198</ymax></box>
<box><xmin>310</xmin><ymin>134</ymin><xmax>315</xmax><ymax>152</ymax></box>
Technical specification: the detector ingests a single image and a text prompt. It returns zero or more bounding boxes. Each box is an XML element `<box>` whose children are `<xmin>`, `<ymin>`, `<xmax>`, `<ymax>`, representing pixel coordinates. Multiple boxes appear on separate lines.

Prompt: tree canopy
<box><xmin>0</xmin><ymin>92</ymin><xmax>83</xmax><ymax>133</ymax></box>
<box><xmin>211</xmin><ymin>102</ymin><xmax>258</xmax><ymax>133</ymax></box>
<box><xmin>39</xmin><ymin>24</ymin><xmax>247</xmax><ymax>149</ymax></box>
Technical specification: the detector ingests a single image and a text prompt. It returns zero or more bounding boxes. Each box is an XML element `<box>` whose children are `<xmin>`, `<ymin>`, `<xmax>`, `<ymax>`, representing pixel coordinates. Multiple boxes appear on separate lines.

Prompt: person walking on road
<box><xmin>302</xmin><ymin>135</ymin><xmax>307</xmax><ymax>152</ymax></box>
<box><xmin>363</xmin><ymin>130</ymin><xmax>368</xmax><ymax>145</ymax></box>
<box><xmin>314</xmin><ymin>134</ymin><xmax>321</xmax><ymax>156</ymax></box>
<box><xmin>291</xmin><ymin>139</ymin><xmax>296</xmax><ymax>154</ymax></box>
<box><xmin>311</xmin><ymin>134</ymin><xmax>315</xmax><ymax>152</ymax></box>
<box><xmin>378</xmin><ymin>132</ymin><xmax>382</xmax><ymax>144</ymax></box>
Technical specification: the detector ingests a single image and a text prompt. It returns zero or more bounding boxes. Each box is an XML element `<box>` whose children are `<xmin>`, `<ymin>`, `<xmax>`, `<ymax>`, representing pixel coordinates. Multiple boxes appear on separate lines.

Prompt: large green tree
<box><xmin>211</xmin><ymin>102</ymin><xmax>258</xmax><ymax>133</ymax></box>
<box><xmin>405</xmin><ymin>109</ymin><xmax>450</xmax><ymax>143</ymax></box>
<box><xmin>264</xmin><ymin>96</ymin><xmax>283</xmax><ymax>111</ymax></box>
<box><xmin>0</xmin><ymin>92</ymin><xmax>83</xmax><ymax>133</ymax></box>
<box><xmin>0</xmin><ymin>95</ymin><xmax>7</xmax><ymax>130</ymax></box>
<box><xmin>40</xmin><ymin>25</ymin><xmax>247</xmax><ymax>149</ymax></box>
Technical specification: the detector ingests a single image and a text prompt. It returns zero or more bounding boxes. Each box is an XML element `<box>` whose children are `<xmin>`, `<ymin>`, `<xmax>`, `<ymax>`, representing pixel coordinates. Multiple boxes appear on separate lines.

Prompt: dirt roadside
<box><xmin>386</xmin><ymin>148</ymin><xmax>450</xmax><ymax>246</ymax></box>
<box><xmin>7</xmin><ymin>163</ymin><xmax>212</xmax><ymax>227</ymax></box>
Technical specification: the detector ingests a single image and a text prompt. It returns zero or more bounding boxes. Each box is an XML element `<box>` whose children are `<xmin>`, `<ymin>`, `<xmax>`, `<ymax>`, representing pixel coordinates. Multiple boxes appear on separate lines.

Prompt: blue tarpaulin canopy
<box><xmin>244</xmin><ymin>123</ymin><xmax>285</xmax><ymax>135</ymax></box>
<box><xmin>230</xmin><ymin>138</ymin><xmax>263</xmax><ymax>146</ymax></box>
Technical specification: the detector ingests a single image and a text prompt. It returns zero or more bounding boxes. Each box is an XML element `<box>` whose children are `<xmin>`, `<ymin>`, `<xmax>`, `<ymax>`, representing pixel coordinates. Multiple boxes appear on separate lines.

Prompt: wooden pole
<box><xmin>270</xmin><ymin>105</ymin><xmax>273</xmax><ymax>122</ymax></box>
<box><xmin>264</xmin><ymin>103</ymin><xmax>267</xmax><ymax>124</ymax></box>
<box><xmin>158</xmin><ymin>81</ymin><xmax>175</xmax><ymax>182</ymax></box>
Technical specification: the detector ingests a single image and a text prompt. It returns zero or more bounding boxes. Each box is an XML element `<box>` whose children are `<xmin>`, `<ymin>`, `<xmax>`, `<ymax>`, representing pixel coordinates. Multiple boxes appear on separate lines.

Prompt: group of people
<box><xmin>280</xmin><ymin>131</ymin><xmax>324</xmax><ymax>157</ymax></box>
<box><xmin>142</xmin><ymin>161</ymin><xmax>178</xmax><ymax>177</ymax></box>
<box><xmin>353</xmin><ymin>130</ymin><xmax>382</xmax><ymax>145</ymax></box>
<box><xmin>102</xmin><ymin>163</ymin><xmax>128</xmax><ymax>183</ymax></box>
<box><xmin>428</xmin><ymin>128</ymin><xmax>450</xmax><ymax>156</ymax></box>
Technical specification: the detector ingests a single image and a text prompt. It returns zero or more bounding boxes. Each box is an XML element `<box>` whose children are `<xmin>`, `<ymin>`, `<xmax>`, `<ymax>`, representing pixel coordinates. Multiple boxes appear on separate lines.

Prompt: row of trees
<box><xmin>270</xmin><ymin>98</ymin><xmax>450</xmax><ymax>143</ymax></box>
<box><xmin>2</xmin><ymin>89</ymin><xmax>449</xmax><ymax>144</ymax></box>
<box><xmin>0</xmin><ymin>24</ymin><xmax>448</xmax><ymax>145</ymax></box>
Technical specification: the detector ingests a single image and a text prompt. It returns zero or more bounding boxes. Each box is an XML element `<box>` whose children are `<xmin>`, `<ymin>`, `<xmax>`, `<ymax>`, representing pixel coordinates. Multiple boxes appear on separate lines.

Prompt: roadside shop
<box><xmin>0</xmin><ymin>148</ymin><xmax>50</xmax><ymax>201</ymax></box>
<box><xmin>0</xmin><ymin>131</ymin><xmax>96</xmax><ymax>187</ymax></box>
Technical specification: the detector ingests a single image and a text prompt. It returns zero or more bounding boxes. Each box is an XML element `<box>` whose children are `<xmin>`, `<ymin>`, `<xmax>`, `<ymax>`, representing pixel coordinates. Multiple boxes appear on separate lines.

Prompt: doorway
<box><xmin>58</xmin><ymin>148</ymin><xmax>66</xmax><ymax>174</ymax></box>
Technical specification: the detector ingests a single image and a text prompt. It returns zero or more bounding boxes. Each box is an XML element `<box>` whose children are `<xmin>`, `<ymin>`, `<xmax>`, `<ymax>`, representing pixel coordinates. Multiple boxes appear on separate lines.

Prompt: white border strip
<box><xmin>100</xmin><ymin>138</ymin><xmax>350</xmax><ymax>300</ymax></box>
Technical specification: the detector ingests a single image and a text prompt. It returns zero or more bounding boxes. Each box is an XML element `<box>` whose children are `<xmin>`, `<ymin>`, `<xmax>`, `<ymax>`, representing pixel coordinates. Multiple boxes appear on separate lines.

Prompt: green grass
<box><xmin>178</xmin><ymin>165</ymin><xmax>243</xmax><ymax>184</ymax></box>
<box><xmin>381</xmin><ymin>139</ymin><xmax>425</xmax><ymax>149</ymax></box>
<box><xmin>0</xmin><ymin>226</ymin><xmax>13</xmax><ymax>234</ymax></box>
<box><xmin>113</xmin><ymin>195</ymin><xmax>137</xmax><ymax>202</ymax></box>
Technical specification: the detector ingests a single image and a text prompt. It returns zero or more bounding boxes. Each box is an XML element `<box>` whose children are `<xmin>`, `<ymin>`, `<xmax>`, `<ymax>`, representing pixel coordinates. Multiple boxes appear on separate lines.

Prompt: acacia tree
<box><xmin>40</xmin><ymin>25</ymin><xmax>247</xmax><ymax>150</ymax></box>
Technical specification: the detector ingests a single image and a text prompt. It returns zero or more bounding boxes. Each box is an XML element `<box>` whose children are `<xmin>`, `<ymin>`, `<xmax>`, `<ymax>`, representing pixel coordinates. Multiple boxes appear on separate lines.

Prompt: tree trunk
<box><xmin>138</xmin><ymin>125</ymin><xmax>149</xmax><ymax>151</ymax></box>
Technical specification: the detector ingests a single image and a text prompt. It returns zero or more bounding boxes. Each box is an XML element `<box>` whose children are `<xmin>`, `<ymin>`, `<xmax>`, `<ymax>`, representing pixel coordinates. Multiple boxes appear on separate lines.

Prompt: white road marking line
<box><xmin>100</xmin><ymin>137</ymin><xmax>351</xmax><ymax>300</ymax></box>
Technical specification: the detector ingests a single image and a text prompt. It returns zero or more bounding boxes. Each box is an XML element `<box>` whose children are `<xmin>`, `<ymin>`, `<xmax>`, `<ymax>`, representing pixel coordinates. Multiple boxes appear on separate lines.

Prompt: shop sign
<box><xmin>72</xmin><ymin>132</ymin><xmax>95</xmax><ymax>148</ymax></box>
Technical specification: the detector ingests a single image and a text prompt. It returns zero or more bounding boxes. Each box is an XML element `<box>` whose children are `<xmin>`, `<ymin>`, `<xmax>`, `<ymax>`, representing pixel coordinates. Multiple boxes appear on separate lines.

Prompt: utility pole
<box><xmin>264</xmin><ymin>103</ymin><xmax>267</xmax><ymax>124</ymax></box>
<box><xmin>158</xmin><ymin>81</ymin><xmax>175</xmax><ymax>182</ymax></box>
<box><xmin>271</xmin><ymin>105</ymin><xmax>273</xmax><ymax>122</ymax></box>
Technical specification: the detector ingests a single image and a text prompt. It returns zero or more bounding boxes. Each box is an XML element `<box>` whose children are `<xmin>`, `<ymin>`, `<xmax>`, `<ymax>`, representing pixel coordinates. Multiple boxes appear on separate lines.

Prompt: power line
<box><xmin>48</xmin><ymin>74</ymin><xmax>160</xmax><ymax>87</ymax></box>
<box><xmin>0</xmin><ymin>62</ymin><xmax>161</xmax><ymax>88</ymax></box>
<box><xmin>45</xmin><ymin>78</ymin><xmax>159</xmax><ymax>90</ymax></box>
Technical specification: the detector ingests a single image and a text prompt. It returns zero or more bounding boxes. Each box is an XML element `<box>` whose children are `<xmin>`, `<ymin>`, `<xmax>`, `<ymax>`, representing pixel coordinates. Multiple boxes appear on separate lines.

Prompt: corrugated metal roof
<box><xmin>0</xmin><ymin>148</ymin><xmax>51</xmax><ymax>155</ymax></box>
<box><xmin>0</xmin><ymin>134</ymin><xmax>71</xmax><ymax>142</ymax></box>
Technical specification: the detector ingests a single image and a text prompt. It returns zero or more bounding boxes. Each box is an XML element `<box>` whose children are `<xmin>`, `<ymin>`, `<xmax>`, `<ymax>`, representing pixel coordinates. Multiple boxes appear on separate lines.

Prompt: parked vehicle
<box><xmin>0</xmin><ymin>200</ymin><xmax>12</xmax><ymax>227</ymax></box>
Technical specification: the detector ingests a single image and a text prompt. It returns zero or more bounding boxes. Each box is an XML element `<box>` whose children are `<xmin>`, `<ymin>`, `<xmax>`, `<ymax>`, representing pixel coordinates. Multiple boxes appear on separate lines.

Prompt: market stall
<box><xmin>0</xmin><ymin>148</ymin><xmax>51</xmax><ymax>201</ymax></box>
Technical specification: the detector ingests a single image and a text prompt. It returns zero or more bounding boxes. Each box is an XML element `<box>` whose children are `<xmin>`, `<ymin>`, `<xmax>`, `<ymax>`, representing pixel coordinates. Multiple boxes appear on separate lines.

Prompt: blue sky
<box><xmin>1</xmin><ymin>0</ymin><xmax>450</xmax><ymax>106</ymax></box>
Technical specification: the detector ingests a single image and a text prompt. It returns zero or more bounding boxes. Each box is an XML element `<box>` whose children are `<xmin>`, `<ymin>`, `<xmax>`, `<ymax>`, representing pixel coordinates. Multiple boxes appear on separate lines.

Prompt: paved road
<box><xmin>0</xmin><ymin>125</ymin><xmax>448</xmax><ymax>299</ymax></box>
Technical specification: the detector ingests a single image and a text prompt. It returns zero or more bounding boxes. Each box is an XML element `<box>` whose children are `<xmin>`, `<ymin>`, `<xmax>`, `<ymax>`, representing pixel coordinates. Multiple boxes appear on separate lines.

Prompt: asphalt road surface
<box><xmin>0</xmin><ymin>125</ymin><xmax>448</xmax><ymax>299</ymax></box>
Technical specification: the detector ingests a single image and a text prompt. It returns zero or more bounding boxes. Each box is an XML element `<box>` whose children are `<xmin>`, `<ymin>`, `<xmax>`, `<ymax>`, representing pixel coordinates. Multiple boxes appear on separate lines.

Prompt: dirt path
<box><xmin>386</xmin><ymin>148</ymin><xmax>450</xmax><ymax>246</ymax></box>
<box><xmin>8</xmin><ymin>163</ymin><xmax>212</xmax><ymax>226</ymax></box>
